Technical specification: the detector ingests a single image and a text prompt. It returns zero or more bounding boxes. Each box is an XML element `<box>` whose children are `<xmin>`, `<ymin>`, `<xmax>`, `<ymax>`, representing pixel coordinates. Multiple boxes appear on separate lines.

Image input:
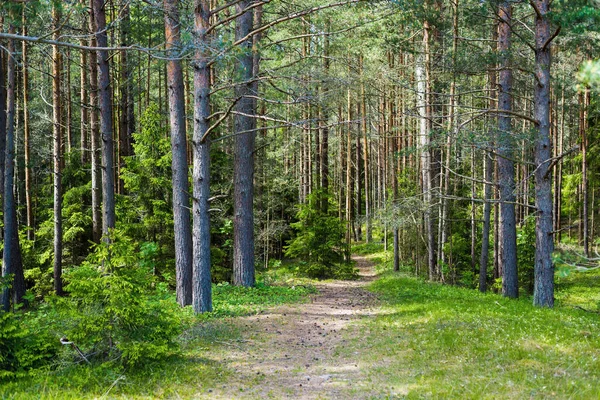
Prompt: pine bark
<box><xmin>191</xmin><ymin>0</ymin><xmax>213</xmax><ymax>312</ymax></box>
<box><xmin>417</xmin><ymin>28</ymin><xmax>436</xmax><ymax>281</ymax></box>
<box><xmin>93</xmin><ymin>0</ymin><xmax>116</xmax><ymax>237</ymax></box>
<box><xmin>164</xmin><ymin>0</ymin><xmax>194</xmax><ymax>307</ymax></box>
<box><xmin>498</xmin><ymin>2</ymin><xmax>518</xmax><ymax>298</ymax></box>
<box><xmin>532</xmin><ymin>0</ymin><xmax>555</xmax><ymax>307</ymax></box>
<box><xmin>22</xmin><ymin>19</ymin><xmax>34</xmax><ymax>241</ymax></box>
<box><xmin>1</xmin><ymin>27</ymin><xmax>25</xmax><ymax>310</ymax></box>
<box><xmin>118</xmin><ymin>0</ymin><xmax>133</xmax><ymax>194</ymax></box>
<box><xmin>480</xmin><ymin>23</ymin><xmax>498</xmax><ymax>292</ymax></box>
<box><xmin>232</xmin><ymin>0</ymin><xmax>256</xmax><ymax>287</ymax></box>
<box><xmin>89</xmin><ymin>0</ymin><xmax>102</xmax><ymax>242</ymax></box>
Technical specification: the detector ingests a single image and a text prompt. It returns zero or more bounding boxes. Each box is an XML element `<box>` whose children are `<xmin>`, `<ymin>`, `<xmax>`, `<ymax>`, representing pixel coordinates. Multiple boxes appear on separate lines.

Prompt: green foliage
<box><xmin>52</xmin><ymin>231</ymin><xmax>187</xmax><ymax>367</ymax></box>
<box><xmin>0</xmin><ymin>297</ymin><xmax>57</xmax><ymax>380</ymax></box>
<box><xmin>199</xmin><ymin>281</ymin><xmax>317</xmax><ymax>320</ymax></box>
<box><xmin>517</xmin><ymin>217</ymin><xmax>536</xmax><ymax>294</ymax></box>
<box><xmin>120</xmin><ymin>104</ymin><xmax>174</xmax><ymax>277</ymax></box>
<box><xmin>285</xmin><ymin>191</ymin><xmax>356</xmax><ymax>279</ymax></box>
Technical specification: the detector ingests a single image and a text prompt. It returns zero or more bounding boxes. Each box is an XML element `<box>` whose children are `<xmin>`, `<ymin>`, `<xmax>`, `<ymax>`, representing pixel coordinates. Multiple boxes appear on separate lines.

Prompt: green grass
<box><xmin>338</xmin><ymin>270</ymin><xmax>600</xmax><ymax>399</ymax></box>
<box><xmin>0</xmin><ymin>279</ymin><xmax>316</xmax><ymax>399</ymax></box>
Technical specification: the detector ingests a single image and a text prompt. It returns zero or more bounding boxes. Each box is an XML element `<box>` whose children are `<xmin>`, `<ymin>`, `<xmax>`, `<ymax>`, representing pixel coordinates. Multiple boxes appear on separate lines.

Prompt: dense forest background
<box><xmin>1</xmin><ymin>0</ymin><xmax>600</xmax><ymax>382</ymax></box>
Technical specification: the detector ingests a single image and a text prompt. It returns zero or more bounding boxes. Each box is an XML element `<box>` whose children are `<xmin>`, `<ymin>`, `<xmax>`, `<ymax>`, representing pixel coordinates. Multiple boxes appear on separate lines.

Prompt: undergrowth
<box><xmin>0</xmin><ymin>268</ymin><xmax>315</xmax><ymax>399</ymax></box>
<box><xmin>335</xmin><ymin>247</ymin><xmax>600</xmax><ymax>399</ymax></box>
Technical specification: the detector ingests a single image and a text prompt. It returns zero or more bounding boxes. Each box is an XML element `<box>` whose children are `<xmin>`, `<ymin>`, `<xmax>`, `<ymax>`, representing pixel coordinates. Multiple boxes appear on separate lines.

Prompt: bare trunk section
<box><xmin>191</xmin><ymin>0</ymin><xmax>213</xmax><ymax>312</ymax></box>
<box><xmin>232</xmin><ymin>0</ymin><xmax>256</xmax><ymax>287</ymax></box>
<box><xmin>480</xmin><ymin>22</ymin><xmax>498</xmax><ymax>292</ymax></box>
<box><xmin>581</xmin><ymin>89</ymin><xmax>589</xmax><ymax>257</ymax></box>
<box><xmin>89</xmin><ymin>0</ymin><xmax>102</xmax><ymax>243</ymax></box>
<box><xmin>93</xmin><ymin>0</ymin><xmax>116</xmax><ymax>237</ymax></box>
<box><xmin>498</xmin><ymin>2</ymin><xmax>518</xmax><ymax>298</ymax></box>
<box><xmin>118</xmin><ymin>0</ymin><xmax>133</xmax><ymax>195</ymax></box>
<box><xmin>532</xmin><ymin>0</ymin><xmax>555</xmax><ymax>308</ymax></box>
<box><xmin>80</xmin><ymin>36</ymin><xmax>89</xmax><ymax>165</ymax></box>
<box><xmin>360</xmin><ymin>55</ymin><xmax>371</xmax><ymax>243</ymax></box>
<box><xmin>52</xmin><ymin>6</ymin><xmax>64</xmax><ymax>296</ymax></box>
<box><xmin>22</xmin><ymin>18</ymin><xmax>34</xmax><ymax>241</ymax></box>
<box><xmin>320</xmin><ymin>25</ymin><xmax>330</xmax><ymax>212</ymax></box>
<box><xmin>2</xmin><ymin>26</ymin><xmax>25</xmax><ymax>311</ymax></box>
<box><xmin>417</xmin><ymin>28</ymin><xmax>436</xmax><ymax>281</ymax></box>
<box><xmin>164</xmin><ymin>0</ymin><xmax>193</xmax><ymax>307</ymax></box>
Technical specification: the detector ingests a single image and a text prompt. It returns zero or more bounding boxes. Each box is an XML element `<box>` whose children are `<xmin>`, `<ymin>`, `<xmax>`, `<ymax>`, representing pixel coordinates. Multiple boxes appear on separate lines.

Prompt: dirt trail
<box><xmin>205</xmin><ymin>255</ymin><xmax>381</xmax><ymax>399</ymax></box>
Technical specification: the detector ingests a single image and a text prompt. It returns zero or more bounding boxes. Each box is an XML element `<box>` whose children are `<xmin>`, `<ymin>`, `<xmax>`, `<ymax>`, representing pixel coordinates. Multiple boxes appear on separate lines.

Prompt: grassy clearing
<box><xmin>0</xmin><ymin>278</ymin><xmax>316</xmax><ymax>399</ymax></box>
<box><xmin>339</xmin><ymin>245</ymin><xmax>600</xmax><ymax>399</ymax></box>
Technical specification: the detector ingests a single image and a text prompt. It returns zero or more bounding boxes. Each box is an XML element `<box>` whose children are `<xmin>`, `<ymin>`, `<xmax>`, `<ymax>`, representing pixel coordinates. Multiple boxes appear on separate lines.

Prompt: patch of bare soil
<box><xmin>201</xmin><ymin>256</ymin><xmax>382</xmax><ymax>399</ymax></box>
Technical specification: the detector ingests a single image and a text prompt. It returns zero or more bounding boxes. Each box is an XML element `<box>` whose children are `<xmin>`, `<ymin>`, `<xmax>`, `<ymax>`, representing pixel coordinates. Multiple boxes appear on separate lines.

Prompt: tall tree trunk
<box><xmin>2</xmin><ymin>26</ymin><xmax>25</xmax><ymax>311</ymax></box>
<box><xmin>355</xmin><ymin>118</ymin><xmax>362</xmax><ymax>242</ymax></box>
<box><xmin>498</xmin><ymin>1</ymin><xmax>518</xmax><ymax>298</ymax></box>
<box><xmin>164</xmin><ymin>0</ymin><xmax>193</xmax><ymax>307</ymax></box>
<box><xmin>232</xmin><ymin>0</ymin><xmax>256</xmax><ymax>287</ymax></box>
<box><xmin>22</xmin><ymin>18</ymin><xmax>34</xmax><ymax>241</ymax></box>
<box><xmin>532</xmin><ymin>0</ymin><xmax>555</xmax><ymax>307</ymax></box>
<box><xmin>118</xmin><ymin>0</ymin><xmax>132</xmax><ymax>194</ymax></box>
<box><xmin>345</xmin><ymin>87</ymin><xmax>353</xmax><ymax>261</ymax></box>
<box><xmin>320</xmin><ymin>25</ymin><xmax>330</xmax><ymax>212</ymax></box>
<box><xmin>480</xmin><ymin>21</ymin><xmax>498</xmax><ymax>292</ymax></box>
<box><xmin>581</xmin><ymin>89</ymin><xmax>589</xmax><ymax>257</ymax></box>
<box><xmin>417</xmin><ymin>27</ymin><xmax>436</xmax><ymax>281</ymax></box>
<box><xmin>52</xmin><ymin>6</ymin><xmax>64</xmax><ymax>295</ymax></box>
<box><xmin>80</xmin><ymin>30</ymin><xmax>89</xmax><ymax>165</ymax></box>
<box><xmin>65</xmin><ymin>48</ymin><xmax>73</xmax><ymax>154</ymax></box>
<box><xmin>360</xmin><ymin>55</ymin><xmax>371</xmax><ymax>243</ymax></box>
<box><xmin>94</xmin><ymin>0</ymin><xmax>116</xmax><ymax>237</ymax></box>
<box><xmin>89</xmin><ymin>0</ymin><xmax>102</xmax><ymax>242</ymax></box>
<box><xmin>191</xmin><ymin>0</ymin><xmax>213</xmax><ymax>312</ymax></box>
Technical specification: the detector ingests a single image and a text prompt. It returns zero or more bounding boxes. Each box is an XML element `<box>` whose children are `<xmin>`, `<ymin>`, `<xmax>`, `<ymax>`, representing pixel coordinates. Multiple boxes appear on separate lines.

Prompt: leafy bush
<box><xmin>517</xmin><ymin>217</ymin><xmax>536</xmax><ymax>294</ymax></box>
<box><xmin>285</xmin><ymin>191</ymin><xmax>357</xmax><ymax>279</ymax></box>
<box><xmin>52</xmin><ymin>232</ymin><xmax>188</xmax><ymax>367</ymax></box>
<box><xmin>0</xmin><ymin>289</ymin><xmax>57</xmax><ymax>379</ymax></box>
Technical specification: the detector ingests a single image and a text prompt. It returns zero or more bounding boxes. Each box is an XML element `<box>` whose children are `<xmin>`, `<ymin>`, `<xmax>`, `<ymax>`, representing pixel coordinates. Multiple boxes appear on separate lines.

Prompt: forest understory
<box><xmin>2</xmin><ymin>244</ymin><xmax>600</xmax><ymax>399</ymax></box>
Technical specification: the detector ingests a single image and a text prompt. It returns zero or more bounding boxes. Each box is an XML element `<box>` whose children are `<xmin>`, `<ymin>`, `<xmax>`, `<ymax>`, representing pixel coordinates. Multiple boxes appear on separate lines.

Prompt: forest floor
<box><xmin>201</xmin><ymin>255</ymin><xmax>386</xmax><ymax>399</ymax></box>
<box><xmin>4</xmin><ymin>247</ymin><xmax>600</xmax><ymax>399</ymax></box>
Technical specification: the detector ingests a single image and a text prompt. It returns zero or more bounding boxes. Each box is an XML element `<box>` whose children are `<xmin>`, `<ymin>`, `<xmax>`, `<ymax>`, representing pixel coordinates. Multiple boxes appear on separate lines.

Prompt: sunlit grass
<box><xmin>0</xmin><ymin>275</ymin><xmax>316</xmax><ymax>399</ymax></box>
<box><xmin>337</xmin><ymin>270</ymin><xmax>600</xmax><ymax>399</ymax></box>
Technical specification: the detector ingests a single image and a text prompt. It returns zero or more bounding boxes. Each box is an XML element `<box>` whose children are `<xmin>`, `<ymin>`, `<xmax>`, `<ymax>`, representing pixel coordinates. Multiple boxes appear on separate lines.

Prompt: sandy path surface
<box><xmin>203</xmin><ymin>255</ymin><xmax>381</xmax><ymax>399</ymax></box>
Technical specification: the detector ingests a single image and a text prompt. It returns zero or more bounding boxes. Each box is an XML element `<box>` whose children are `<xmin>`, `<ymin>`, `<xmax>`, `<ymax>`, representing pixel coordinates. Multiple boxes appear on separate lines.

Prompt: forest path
<box><xmin>205</xmin><ymin>255</ymin><xmax>383</xmax><ymax>399</ymax></box>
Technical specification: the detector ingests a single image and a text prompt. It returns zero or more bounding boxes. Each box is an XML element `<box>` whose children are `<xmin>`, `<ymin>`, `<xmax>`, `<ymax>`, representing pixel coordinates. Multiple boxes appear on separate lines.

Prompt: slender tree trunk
<box><xmin>52</xmin><ymin>6</ymin><xmax>64</xmax><ymax>295</ymax></box>
<box><xmin>320</xmin><ymin>25</ymin><xmax>330</xmax><ymax>212</ymax></box>
<box><xmin>94</xmin><ymin>0</ymin><xmax>116</xmax><ymax>238</ymax></box>
<box><xmin>89</xmin><ymin>1</ymin><xmax>102</xmax><ymax>243</ymax></box>
<box><xmin>65</xmin><ymin>48</ymin><xmax>73</xmax><ymax>154</ymax></box>
<box><xmin>581</xmin><ymin>89</ymin><xmax>589</xmax><ymax>257</ymax></box>
<box><xmin>164</xmin><ymin>0</ymin><xmax>193</xmax><ymax>307</ymax></box>
<box><xmin>2</xmin><ymin>26</ymin><xmax>25</xmax><ymax>310</ymax></box>
<box><xmin>191</xmin><ymin>0</ymin><xmax>213</xmax><ymax>312</ymax></box>
<box><xmin>345</xmin><ymin>87</ymin><xmax>353</xmax><ymax>260</ymax></box>
<box><xmin>118</xmin><ymin>0</ymin><xmax>132</xmax><ymax>194</ymax></box>
<box><xmin>480</xmin><ymin>22</ymin><xmax>498</xmax><ymax>292</ymax></box>
<box><xmin>498</xmin><ymin>2</ymin><xmax>518</xmax><ymax>298</ymax></box>
<box><xmin>417</xmin><ymin>28</ymin><xmax>436</xmax><ymax>281</ymax></box>
<box><xmin>22</xmin><ymin>19</ymin><xmax>34</xmax><ymax>241</ymax></box>
<box><xmin>232</xmin><ymin>0</ymin><xmax>256</xmax><ymax>287</ymax></box>
<box><xmin>360</xmin><ymin>55</ymin><xmax>371</xmax><ymax>243</ymax></box>
<box><xmin>80</xmin><ymin>33</ymin><xmax>89</xmax><ymax>165</ymax></box>
<box><xmin>532</xmin><ymin>0</ymin><xmax>555</xmax><ymax>307</ymax></box>
<box><xmin>355</xmin><ymin>121</ymin><xmax>362</xmax><ymax>242</ymax></box>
